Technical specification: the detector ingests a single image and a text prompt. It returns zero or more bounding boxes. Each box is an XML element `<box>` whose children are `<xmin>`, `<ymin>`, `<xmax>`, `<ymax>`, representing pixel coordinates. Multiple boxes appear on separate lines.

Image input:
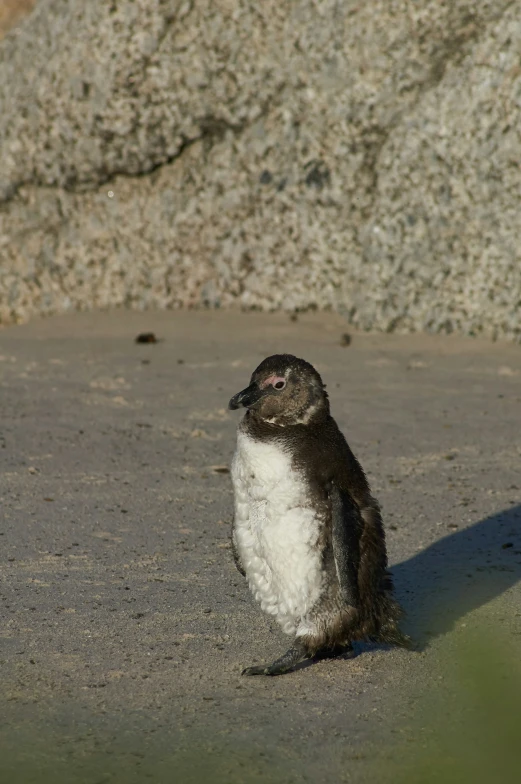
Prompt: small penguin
<box><xmin>228</xmin><ymin>354</ymin><xmax>408</xmax><ymax>676</ymax></box>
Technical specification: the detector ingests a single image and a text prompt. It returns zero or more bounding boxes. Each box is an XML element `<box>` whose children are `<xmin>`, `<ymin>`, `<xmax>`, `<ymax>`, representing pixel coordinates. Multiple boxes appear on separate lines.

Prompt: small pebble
<box><xmin>135</xmin><ymin>332</ymin><xmax>158</xmax><ymax>344</ymax></box>
<box><xmin>211</xmin><ymin>466</ymin><xmax>230</xmax><ymax>474</ymax></box>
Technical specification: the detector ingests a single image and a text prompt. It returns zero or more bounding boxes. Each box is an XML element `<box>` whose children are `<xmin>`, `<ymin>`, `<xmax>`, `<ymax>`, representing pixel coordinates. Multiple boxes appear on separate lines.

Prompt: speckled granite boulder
<box><xmin>360</xmin><ymin>4</ymin><xmax>521</xmax><ymax>340</ymax></box>
<box><xmin>0</xmin><ymin>0</ymin><xmax>519</xmax><ymax>341</ymax></box>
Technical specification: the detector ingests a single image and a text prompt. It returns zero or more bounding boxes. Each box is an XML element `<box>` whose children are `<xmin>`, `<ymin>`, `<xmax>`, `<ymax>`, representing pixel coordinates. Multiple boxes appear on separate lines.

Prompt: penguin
<box><xmin>228</xmin><ymin>353</ymin><xmax>408</xmax><ymax>676</ymax></box>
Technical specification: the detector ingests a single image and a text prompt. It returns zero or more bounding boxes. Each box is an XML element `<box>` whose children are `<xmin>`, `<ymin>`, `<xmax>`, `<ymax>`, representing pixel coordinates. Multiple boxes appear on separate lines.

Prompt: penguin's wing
<box><xmin>330</xmin><ymin>484</ymin><xmax>361</xmax><ymax>608</ymax></box>
<box><xmin>231</xmin><ymin>520</ymin><xmax>245</xmax><ymax>576</ymax></box>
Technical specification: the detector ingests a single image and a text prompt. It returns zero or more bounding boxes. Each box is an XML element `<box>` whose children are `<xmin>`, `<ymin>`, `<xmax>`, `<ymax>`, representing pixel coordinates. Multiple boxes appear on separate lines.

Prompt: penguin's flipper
<box><xmin>330</xmin><ymin>483</ymin><xmax>361</xmax><ymax>608</ymax></box>
<box><xmin>231</xmin><ymin>523</ymin><xmax>246</xmax><ymax>576</ymax></box>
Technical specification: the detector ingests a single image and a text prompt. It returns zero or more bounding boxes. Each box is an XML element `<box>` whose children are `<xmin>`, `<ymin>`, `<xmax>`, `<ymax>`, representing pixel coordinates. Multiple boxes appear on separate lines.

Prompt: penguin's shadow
<box><xmin>392</xmin><ymin>503</ymin><xmax>521</xmax><ymax>647</ymax></box>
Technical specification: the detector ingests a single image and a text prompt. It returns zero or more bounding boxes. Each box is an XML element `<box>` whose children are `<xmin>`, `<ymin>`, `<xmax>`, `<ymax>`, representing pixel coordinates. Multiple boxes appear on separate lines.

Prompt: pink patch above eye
<box><xmin>260</xmin><ymin>375</ymin><xmax>286</xmax><ymax>389</ymax></box>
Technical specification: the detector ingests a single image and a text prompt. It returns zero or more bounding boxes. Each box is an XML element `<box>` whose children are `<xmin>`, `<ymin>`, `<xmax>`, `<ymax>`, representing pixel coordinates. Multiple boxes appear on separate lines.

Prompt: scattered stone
<box><xmin>135</xmin><ymin>333</ymin><xmax>158</xmax><ymax>344</ymax></box>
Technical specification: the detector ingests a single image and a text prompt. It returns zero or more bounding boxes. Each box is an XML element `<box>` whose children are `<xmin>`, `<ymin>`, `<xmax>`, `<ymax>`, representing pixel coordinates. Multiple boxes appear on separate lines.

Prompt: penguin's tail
<box><xmin>357</xmin><ymin>503</ymin><xmax>411</xmax><ymax>648</ymax></box>
<box><xmin>372</xmin><ymin>574</ymin><xmax>412</xmax><ymax>648</ymax></box>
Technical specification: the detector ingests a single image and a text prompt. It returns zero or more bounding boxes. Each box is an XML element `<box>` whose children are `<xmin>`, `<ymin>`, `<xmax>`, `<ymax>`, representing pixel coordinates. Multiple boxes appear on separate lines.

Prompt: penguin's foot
<box><xmin>242</xmin><ymin>644</ymin><xmax>308</xmax><ymax>677</ymax></box>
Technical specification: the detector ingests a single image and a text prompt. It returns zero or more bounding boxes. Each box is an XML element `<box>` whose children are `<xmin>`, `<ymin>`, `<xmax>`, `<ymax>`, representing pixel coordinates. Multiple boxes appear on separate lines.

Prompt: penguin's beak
<box><xmin>228</xmin><ymin>382</ymin><xmax>264</xmax><ymax>410</ymax></box>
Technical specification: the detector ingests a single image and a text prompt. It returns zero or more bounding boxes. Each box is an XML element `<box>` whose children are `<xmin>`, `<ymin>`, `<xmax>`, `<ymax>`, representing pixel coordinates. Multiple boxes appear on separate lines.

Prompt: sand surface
<box><xmin>1</xmin><ymin>310</ymin><xmax>520</xmax><ymax>782</ymax></box>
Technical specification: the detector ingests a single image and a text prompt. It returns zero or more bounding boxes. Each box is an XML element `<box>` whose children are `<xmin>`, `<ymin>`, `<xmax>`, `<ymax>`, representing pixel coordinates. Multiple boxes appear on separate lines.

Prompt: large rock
<box><xmin>0</xmin><ymin>0</ymin><xmax>519</xmax><ymax>341</ymax></box>
<box><xmin>361</xmin><ymin>4</ymin><xmax>521</xmax><ymax>340</ymax></box>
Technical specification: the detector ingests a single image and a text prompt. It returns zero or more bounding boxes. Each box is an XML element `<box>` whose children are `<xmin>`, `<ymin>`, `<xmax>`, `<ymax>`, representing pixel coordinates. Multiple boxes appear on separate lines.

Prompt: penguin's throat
<box><xmin>250</xmin><ymin>402</ymin><xmax>323</xmax><ymax>427</ymax></box>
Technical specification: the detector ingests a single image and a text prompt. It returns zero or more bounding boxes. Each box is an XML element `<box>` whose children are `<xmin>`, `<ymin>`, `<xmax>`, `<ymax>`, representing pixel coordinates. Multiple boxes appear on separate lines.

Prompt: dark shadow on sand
<box><xmin>392</xmin><ymin>504</ymin><xmax>521</xmax><ymax>645</ymax></box>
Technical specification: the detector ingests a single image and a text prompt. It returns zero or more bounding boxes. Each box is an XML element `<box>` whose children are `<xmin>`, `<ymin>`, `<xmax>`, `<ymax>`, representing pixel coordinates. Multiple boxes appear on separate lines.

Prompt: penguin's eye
<box><xmin>273</xmin><ymin>380</ymin><xmax>286</xmax><ymax>390</ymax></box>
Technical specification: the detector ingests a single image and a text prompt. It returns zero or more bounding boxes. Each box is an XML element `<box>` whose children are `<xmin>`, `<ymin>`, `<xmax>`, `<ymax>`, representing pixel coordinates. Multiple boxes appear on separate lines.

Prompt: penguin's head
<box><xmin>228</xmin><ymin>354</ymin><xmax>329</xmax><ymax>425</ymax></box>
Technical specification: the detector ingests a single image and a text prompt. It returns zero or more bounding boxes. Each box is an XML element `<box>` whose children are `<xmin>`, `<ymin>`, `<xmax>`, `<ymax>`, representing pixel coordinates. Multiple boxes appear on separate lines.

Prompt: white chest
<box><xmin>231</xmin><ymin>430</ymin><xmax>324</xmax><ymax>636</ymax></box>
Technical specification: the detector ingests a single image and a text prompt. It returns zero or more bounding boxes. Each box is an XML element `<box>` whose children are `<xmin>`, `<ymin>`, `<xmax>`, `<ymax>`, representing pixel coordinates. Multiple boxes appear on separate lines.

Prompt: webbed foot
<box><xmin>242</xmin><ymin>643</ymin><xmax>308</xmax><ymax>677</ymax></box>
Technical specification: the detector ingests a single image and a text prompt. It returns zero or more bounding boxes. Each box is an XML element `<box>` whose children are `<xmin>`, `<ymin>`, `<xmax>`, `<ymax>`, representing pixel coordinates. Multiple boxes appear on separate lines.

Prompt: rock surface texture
<box><xmin>0</xmin><ymin>0</ymin><xmax>519</xmax><ymax>340</ymax></box>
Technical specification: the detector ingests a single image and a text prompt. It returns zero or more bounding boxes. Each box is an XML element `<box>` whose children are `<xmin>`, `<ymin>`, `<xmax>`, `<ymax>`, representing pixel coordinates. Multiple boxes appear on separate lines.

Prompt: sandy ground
<box><xmin>0</xmin><ymin>309</ymin><xmax>520</xmax><ymax>783</ymax></box>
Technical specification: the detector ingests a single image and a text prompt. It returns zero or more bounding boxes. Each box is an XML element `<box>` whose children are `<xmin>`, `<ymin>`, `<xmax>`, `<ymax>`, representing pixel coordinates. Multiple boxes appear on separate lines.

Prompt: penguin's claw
<box><xmin>241</xmin><ymin>664</ymin><xmax>270</xmax><ymax>676</ymax></box>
